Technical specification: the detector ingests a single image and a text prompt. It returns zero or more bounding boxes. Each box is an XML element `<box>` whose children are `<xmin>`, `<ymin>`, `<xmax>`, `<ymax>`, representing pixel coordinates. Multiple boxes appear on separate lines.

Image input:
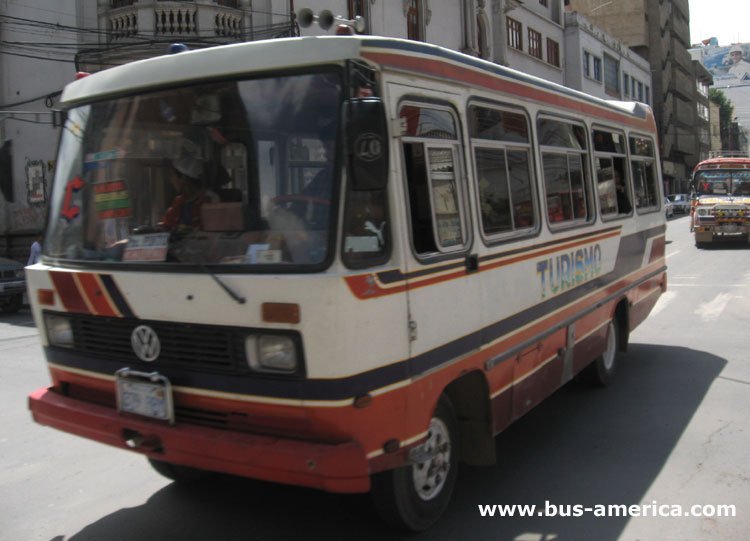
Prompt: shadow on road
<box><xmin>67</xmin><ymin>344</ymin><xmax>725</xmax><ymax>541</ymax></box>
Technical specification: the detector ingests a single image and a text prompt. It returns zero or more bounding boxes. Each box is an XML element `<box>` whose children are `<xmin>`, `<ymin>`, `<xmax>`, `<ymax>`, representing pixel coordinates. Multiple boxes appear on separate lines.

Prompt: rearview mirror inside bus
<box><xmin>346</xmin><ymin>98</ymin><xmax>389</xmax><ymax>191</ymax></box>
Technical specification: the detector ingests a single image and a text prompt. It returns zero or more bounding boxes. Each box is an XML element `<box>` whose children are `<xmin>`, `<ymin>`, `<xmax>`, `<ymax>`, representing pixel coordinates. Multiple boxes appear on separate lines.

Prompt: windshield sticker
<box><xmin>95</xmin><ymin>180</ymin><xmax>132</xmax><ymax>219</ymax></box>
<box><xmin>61</xmin><ymin>176</ymin><xmax>85</xmax><ymax>221</ymax></box>
<box><xmin>537</xmin><ymin>244</ymin><xmax>602</xmax><ymax>299</ymax></box>
<box><xmin>85</xmin><ymin>149</ymin><xmax>126</xmax><ymax>163</ymax></box>
<box><xmin>246</xmin><ymin>244</ymin><xmax>282</xmax><ymax>264</ymax></box>
<box><xmin>123</xmin><ymin>233</ymin><xmax>170</xmax><ymax>262</ymax></box>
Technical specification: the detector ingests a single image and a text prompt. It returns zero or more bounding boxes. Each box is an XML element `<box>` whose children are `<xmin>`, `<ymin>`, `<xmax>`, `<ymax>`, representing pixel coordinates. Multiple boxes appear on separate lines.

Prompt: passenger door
<box><xmin>394</xmin><ymin>97</ymin><xmax>482</xmax><ymax>378</ymax></box>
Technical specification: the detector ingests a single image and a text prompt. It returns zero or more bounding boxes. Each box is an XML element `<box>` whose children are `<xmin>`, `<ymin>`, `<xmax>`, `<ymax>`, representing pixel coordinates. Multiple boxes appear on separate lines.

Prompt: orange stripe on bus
<box><xmin>76</xmin><ymin>273</ymin><xmax>119</xmax><ymax>317</ymax></box>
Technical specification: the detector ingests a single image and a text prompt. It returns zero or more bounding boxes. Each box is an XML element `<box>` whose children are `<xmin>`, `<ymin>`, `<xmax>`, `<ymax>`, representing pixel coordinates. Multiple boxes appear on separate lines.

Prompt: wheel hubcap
<box><xmin>602</xmin><ymin>321</ymin><xmax>617</xmax><ymax>371</ymax></box>
<box><xmin>412</xmin><ymin>417</ymin><xmax>451</xmax><ymax>501</ymax></box>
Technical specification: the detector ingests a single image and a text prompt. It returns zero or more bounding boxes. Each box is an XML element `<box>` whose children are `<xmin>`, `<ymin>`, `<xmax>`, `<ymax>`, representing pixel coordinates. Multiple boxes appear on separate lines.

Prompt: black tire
<box><xmin>0</xmin><ymin>294</ymin><xmax>22</xmax><ymax>314</ymax></box>
<box><xmin>582</xmin><ymin>319</ymin><xmax>618</xmax><ymax>386</ymax></box>
<box><xmin>371</xmin><ymin>396</ymin><xmax>459</xmax><ymax>532</ymax></box>
<box><xmin>147</xmin><ymin>458</ymin><xmax>213</xmax><ymax>484</ymax></box>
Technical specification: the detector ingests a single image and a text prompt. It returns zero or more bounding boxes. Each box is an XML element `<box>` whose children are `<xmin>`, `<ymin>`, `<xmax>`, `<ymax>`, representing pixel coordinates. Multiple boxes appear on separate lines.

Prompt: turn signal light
<box><xmin>262</xmin><ymin>302</ymin><xmax>300</xmax><ymax>324</ymax></box>
<box><xmin>37</xmin><ymin>289</ymin><xmax>55</xmax><ymax>306</ymax></box>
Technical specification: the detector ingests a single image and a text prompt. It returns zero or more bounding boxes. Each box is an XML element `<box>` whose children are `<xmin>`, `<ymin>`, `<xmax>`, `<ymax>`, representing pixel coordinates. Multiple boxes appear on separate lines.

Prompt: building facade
<box><xmin>1</xmin><ymin>0</ymin><xmax>674</xmax><ymax>257</ymax></box>
<box><xmin>567</xmin><ymin>0</ymin><xmax>705</xmax><ymax>193</ymax></box>
<box><xmin>563</xmin><ymin>11</ymin><xmax>651</xmax><ymax>103</ymax></box>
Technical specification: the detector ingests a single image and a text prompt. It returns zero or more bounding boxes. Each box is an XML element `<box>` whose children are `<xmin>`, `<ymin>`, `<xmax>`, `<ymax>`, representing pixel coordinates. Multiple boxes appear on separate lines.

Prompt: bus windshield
<box><xmin>693</xmin><ymin>169</ymin><xmax>750</xmax><ymax>197</ymax></box>
<box><xmin>46</xmin><ymin>70</ymin><xmax>343</xmax><ymax>268</ymax></box>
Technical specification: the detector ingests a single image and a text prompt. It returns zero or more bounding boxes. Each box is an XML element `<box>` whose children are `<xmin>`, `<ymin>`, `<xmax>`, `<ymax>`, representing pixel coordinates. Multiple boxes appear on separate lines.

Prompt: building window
<box><xmin>528</xmin><ymin>29</ymin><xmax>542</xmax><ymax>59</ymax></box>
<box><xmin>637</xmin><ymin>81</ymin><xmax>644</xmax><ymax>101</ymax></box>
<box><xmin>507</xmin><ymin>17</ymin><xmax>522</xmax><ymax>51</ymax></box>
<box><xmin>348</xmin><ymin>0</ymin><xmax>370</xmax><ymax>33</ymax></box>
<box><xmin>593</xmin><ymin>56</ymin><xmax>602</xmax><ymax>82</ymax></box>
<box><xmin>623</xmin><ymin>73</ymin><xmax>630</xmax><ymax>97</ymax></box>
<box><xmin>645</xmin><ymin>85</ymin><xmax>650</xmax><ymax>104</ymax></box>
<box><xmin>631</xmin><ymin>78</ymin><xmax>636</xmax><ymax>97</ymax></box>
<box><xmin>406</xmin><ymin>0</ymin><xmax>424</xmax><ymax>41</ymax></box>
<box><xmin>546</xmin><ymin>38</ymin><xmax>560</xmax><ymax>67</ymax></box>
<box><xmin>583</xmin><ymin>51</ymin><xmax>591</xmax><ymax>77</ymax></box>
<box><xmin>603</xmin><ymin>54</ymin><xmax>620</xmax><ymax>97</ymax></box>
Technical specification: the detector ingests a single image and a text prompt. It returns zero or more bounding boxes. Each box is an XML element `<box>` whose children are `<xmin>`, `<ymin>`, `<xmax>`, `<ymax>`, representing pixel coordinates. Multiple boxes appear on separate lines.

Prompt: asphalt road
<box><xmin>1</xmin><ymin>213</ymin><xmax>748</xmax><ymax>540</ymax></box>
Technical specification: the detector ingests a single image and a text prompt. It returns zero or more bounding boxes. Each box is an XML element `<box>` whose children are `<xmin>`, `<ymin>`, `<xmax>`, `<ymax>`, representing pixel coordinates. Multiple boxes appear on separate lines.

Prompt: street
<box><xmin>1</xmin><ymin>214</ymin><xmax>748</xmax><ymax>541</ymax></box>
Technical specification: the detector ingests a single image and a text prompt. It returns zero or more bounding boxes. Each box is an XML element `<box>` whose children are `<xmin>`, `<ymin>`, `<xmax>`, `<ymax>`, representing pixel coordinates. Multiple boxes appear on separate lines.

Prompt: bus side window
<box><xmin>469</xmin><ymin>104</ymin><xmax>537</xmax><ymax>237</ymax></box>
<box><xmin>629</xmin><ymin>135</ymin><xmax>659</xmax><ymax>210</ymax></box>
<box><xmin>400</xmin><ymin>103</ymin><xmax>468</xmax><ymax>257</ymax></box>
<box><xmin>593</xmin><ymin>129</ymin><xmax>632</xmax><ymax>217</ymax></box>
<box><xmin>538</xmin><ymin>117</ymin><xmax>592</xmax><ymax>227</ymax></box>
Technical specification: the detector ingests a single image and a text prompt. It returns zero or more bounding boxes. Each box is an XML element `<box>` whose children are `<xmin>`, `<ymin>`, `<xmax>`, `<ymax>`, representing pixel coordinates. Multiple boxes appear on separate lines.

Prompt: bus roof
<box><xmin>61</xmin><ymin>36</ymin><xmax>655</xmax><ymax>131</ymax></box>
<box><xmin>693</xmin><ymin>157</ymin><xmax>750</xmax><ymax>172</ymax></box>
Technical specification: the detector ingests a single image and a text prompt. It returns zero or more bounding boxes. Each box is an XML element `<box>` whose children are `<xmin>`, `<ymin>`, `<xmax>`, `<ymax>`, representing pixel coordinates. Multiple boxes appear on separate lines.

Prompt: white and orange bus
<box><xmin>27</xmin><ymin>35</ymin><xmax>666</xmax><ymax>530</ymax></box>
<box><xmin>690</xmin><ymin>156</ymin><xmax>750</xmax><ymax>247</ymax></box>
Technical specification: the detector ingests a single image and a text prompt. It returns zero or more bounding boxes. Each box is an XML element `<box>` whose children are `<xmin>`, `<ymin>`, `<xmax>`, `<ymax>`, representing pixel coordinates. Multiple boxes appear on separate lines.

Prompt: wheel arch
<box><xmin>614</xmin><ymin>298</ymin><xmax>630</xmax><ymax>353</ymax></box>
<box><xmin>443</xmin><ymin>370</ymin><xmax>495</xmax><ymax>466</ymax></box>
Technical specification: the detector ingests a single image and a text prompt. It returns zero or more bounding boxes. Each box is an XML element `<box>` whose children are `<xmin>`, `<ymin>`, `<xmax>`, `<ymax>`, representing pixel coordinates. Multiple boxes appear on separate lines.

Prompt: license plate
<box><xmin>116</xmin><ymin>369</ymin><xmax>174</xmax><ymax>423</ymax></box>
<box><xmin>721</xmin><ymin>224</ymin><xmax>740</xmax><ymax>234</ymax></box>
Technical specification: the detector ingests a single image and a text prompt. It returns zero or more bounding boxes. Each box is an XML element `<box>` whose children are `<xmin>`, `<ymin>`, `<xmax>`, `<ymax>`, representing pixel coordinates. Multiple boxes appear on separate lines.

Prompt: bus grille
<box><xmin>68</xmin><ymin>314</ymin><xmax>247</xmax><ymax>372</ymax></box>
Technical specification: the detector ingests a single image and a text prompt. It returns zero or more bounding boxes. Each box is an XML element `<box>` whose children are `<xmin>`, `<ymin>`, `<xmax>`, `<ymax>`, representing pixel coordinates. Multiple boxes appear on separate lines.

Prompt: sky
<box><xmin>689</xmin><ymin>0</ymin><xmax>748</xmax><ymax>46</ymax></box>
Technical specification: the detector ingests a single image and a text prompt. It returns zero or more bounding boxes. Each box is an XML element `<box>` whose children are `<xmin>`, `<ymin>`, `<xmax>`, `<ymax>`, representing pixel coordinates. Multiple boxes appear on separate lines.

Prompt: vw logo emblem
<box><xmin>131</xmin><ymin>325</ymin><xmax>161</xmax><ymax>362</ymax></box>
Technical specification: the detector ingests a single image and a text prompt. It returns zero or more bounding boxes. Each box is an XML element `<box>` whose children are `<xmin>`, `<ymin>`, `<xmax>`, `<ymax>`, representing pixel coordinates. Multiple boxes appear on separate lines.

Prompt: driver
<box><xmin>160</xmin><ymin>156</ymin><xmax>217</xmax><ymax>230</ymax></box>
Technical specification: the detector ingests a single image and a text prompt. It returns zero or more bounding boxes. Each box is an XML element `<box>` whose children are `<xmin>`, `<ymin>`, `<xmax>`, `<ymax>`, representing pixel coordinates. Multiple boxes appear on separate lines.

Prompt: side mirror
<box><xmin>346</xmin><ymin>98</ymin><xmax>388</xmax><ymax>191</ymax></box>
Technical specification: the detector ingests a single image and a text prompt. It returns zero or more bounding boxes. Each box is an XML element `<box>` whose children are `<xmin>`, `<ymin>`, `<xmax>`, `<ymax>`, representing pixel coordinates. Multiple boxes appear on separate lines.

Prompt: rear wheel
<box><xmin>583</xmin><ymin>319</ymin><xmax>618</xmax><ymax>386</ymax></box>
<box><xmin>371</xmin><ymin>396</ymin><xmax>459</xmax><ymax>531</ymax></box>
<box><xmin>147</xmin><ymin>458</ymin><xmax>214</xmax><ymax>484</ymax></box>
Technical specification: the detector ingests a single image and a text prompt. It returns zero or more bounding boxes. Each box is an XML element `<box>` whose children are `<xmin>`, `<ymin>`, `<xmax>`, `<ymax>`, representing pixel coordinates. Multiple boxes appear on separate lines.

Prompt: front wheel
<box><xmin>371</xmin><ymin>396</ymin><xmax>459</xmax><ymax>531</ymax></box>
<box><xmin>582</xmin><ymin>319</ymin><xmax>618</xmax><ymax>386</ymax></box>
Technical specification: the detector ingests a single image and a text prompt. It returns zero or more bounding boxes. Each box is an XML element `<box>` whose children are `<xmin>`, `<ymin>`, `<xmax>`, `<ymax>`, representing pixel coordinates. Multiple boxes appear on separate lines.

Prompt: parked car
<box><xmin>668</xmin><ymin>193</ymin><xmax>690</xmax><ymax>214</ymax></box>
<box><xmin>663</xmin><ymin>197</ymin><xmax>674</xmax><ymax>219</ymax></box>
<box><xmin>0</xmin><ymin>257</ymin><xmax>25</xmax><ymax>314</ymax></box>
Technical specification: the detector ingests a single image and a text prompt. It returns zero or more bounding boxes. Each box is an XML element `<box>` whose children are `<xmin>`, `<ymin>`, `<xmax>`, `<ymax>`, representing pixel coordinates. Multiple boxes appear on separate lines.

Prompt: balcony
<box><xmin>105</xmin><ymin>1</ymin><xmax>246</xmax><ymax>42</ymax></box>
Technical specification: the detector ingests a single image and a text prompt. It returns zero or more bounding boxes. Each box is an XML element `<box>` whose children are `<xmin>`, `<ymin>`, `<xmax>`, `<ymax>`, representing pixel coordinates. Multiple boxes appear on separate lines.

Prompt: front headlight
<box><xmin>245</xmin><ymin>335</ymin><xmax>298</xmax><ymax>373</ymax></box>
<box><xmin>697</xmin><ymin>208</ymin><xmax>710</xmax><ymax>217</ymax></box>
<box><xmin>45</xmin><ymin>314</ymin><xmax>74</xmax><ymax>348</ymax></box>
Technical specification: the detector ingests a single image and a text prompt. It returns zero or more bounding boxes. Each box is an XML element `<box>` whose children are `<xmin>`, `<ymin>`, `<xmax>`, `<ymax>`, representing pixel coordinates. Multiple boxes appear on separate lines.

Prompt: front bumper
<box><xmin>29</xmin><ymin>387</ymin><xmax>371</xmax><ymax>493</ymax></box>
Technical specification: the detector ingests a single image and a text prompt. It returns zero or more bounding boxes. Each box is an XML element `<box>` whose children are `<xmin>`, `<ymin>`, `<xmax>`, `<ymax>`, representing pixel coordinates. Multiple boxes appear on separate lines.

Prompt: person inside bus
<box><xmin>614</xmin><ymin>169</ymin><xmax>632</xmax><ymax>214</ymax></box>
<box><xmin>160</xmin><ymin>156</ymin><xmax>217</xmax><ymax>231</ymax></box>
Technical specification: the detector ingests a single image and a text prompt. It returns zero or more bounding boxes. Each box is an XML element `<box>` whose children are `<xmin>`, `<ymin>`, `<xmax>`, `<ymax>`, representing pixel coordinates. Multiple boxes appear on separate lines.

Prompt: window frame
<box><xmin>528</xmin><ymin>28</ymin><xmax>543</xmax><ymax>60</ymax></box>
<box><xmin>399</xmin><ymin>100</ymin><xmax>472</xmax><ymax>260</ymax></box>
<box><xmin>593</xmin><ymin>56</ymin><xmax>602</xmax><ymax>82</ymax></box>
<box><xmin>537</xmin><ymin>114</ymin><xmax>595</xmax><ymax>231</ymax></box>
<box><xmin>592</xmin><ymin>126</ymin><xmax>634</xmax><ymax>221</ymax></box>
<box><xmin>406</xmin><ymin>0</ymin><xmax>425</xmax><ymax>42</ymax></box>
<box><xmin>468</xmin><ymin>101</ymin><xmax>540</xmax><ymax>245</ymax></box>
<box><xmin>507</xmin><ymin>17</ymin><xmax>523</xmax><ymax>51</ymax></box>
<box><xmin>546</xmin><ymin>38</ymin><xmax>560</xmax><ymax>68</ymax></box>
<box><xmin>628</xmin><ymin>133</ymin><xmax>661</xmax><ymax>215</ymax></box>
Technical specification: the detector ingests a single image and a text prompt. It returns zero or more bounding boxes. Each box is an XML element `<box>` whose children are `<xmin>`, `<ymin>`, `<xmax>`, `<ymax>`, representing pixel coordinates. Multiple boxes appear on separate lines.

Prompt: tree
<box><xmin>709</xmin><ymin>89</ymin><xmax>735</xmax><ymax>150</ymax></box>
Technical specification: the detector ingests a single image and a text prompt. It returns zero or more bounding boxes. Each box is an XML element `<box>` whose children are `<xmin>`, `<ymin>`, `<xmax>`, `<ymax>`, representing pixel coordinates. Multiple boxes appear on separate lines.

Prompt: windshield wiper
<box><xmin>200</xmin><ymin>264</ymin><xmax>246</xmax><ymax>305</ymax></box>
